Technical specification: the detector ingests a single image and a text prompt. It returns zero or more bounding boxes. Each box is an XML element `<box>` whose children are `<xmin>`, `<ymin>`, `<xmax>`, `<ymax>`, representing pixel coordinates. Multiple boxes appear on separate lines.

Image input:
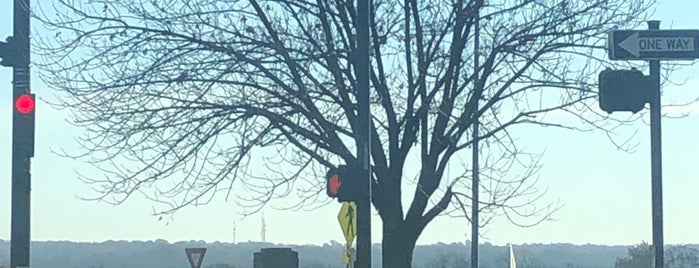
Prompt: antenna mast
<box><xmin>261</xmin><ymin>212</ymin><xmax>267</xmax><ymax>242</ymax></box>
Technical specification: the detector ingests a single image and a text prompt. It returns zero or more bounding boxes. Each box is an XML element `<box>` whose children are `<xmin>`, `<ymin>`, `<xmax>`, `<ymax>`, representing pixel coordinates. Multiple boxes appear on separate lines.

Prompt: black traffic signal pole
<box><xmin>647</xmin><ymin>20</ymin><xmax>664</xmax><ymax>268</ymax></box>
<box><xmin>10</xmin><ymin>0</ymin><xmax>33</xmax><ymax>267</ymax></box>
<box><xmin>354</xmin><ymin>0</ymin><xmax>371</xmax><ymax>267</ymax></box>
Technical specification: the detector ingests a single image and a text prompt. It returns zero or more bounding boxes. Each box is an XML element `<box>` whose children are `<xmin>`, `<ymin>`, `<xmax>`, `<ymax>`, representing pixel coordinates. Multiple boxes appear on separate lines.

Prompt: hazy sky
<box><xmin>1</xmin><ymin>0</ymin><xmax>698</xmax><ymax>248</ymax></box>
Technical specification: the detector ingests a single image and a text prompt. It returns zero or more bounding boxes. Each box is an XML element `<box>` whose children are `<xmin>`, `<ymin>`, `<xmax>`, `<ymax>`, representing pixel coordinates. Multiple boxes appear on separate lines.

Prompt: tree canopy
<box><xmin>35</xmin><ymin>0</ymin><xmax>654</xmax><ymax>266</ymax></box>
<box><xmin>616</xmin><ymin>242</ymin><xmax>699</xmax><ymax>268</ymax></box>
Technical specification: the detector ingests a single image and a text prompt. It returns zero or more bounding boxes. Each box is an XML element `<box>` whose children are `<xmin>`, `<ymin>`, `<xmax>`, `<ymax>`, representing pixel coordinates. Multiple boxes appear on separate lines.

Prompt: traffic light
<box><xmin>14</xmin><ymin>93</ymin><xmax>35</xmax><ymax>157</ymax></box>
<box><xmin>326</xmin><ymin>165</ymin><xmax>359</xmax><ymax>202</ymax></box>
<box><xmin>0</xmin><ymin>36</ymin><xmax>17</xmax><ymax>67</ymax></box>
<box><xmin>598</xmin><ymin>68</ymin><xmax>651</xmax><ymax>114</ymax></box>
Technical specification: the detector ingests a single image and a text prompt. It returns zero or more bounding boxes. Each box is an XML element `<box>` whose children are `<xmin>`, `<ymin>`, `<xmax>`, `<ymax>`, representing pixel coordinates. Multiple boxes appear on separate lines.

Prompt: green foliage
<box><xmin>666</xmin><ymin>245</ymin><xmax>699</xmax><ymax>267</ymax></box>
<box><xmin>615</xmin><ymin>241</ymin><xmax>699</xmax><ymax>268</ymax></box>
<box><xmin>424</xmin><ymin>252</ymin><xmax>470</xmax><ymax>268</ymax></box>
<box><xmin>426</xmin><ymin>246</ymin><xmax>549</xmax><ymax>268</ymax></box>
<box><xmin>615</xmin><ymin>241</ymin><xmax>653</xmax><ymax>268</ymax></box>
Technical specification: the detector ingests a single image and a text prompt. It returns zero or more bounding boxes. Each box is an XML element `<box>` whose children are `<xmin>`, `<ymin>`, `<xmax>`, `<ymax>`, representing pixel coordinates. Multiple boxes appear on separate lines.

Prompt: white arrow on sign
<box><xmin>618</xmin><ymin>32</ymin><xmax>695</xmax><ymax>57</ymax></box>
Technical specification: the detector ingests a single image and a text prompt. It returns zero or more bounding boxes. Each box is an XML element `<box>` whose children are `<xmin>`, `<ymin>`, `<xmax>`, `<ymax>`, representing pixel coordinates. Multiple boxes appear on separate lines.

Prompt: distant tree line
<box><xmin>615</xmin><ymin>241</ymin><xmax>699</xmax><ymax>268</ymax></box>
<box><xmin>3</xmin><ymin>239</ymin><xmax>697</xmax><ymax>267</ymax></box>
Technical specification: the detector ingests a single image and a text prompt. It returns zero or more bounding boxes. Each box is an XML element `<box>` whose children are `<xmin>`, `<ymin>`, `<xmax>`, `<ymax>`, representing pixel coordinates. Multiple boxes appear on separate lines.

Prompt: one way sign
<box><xmin>608</xmin><ymin>30</ymin><xmax>699</xmax><ymax>60</ymax></box>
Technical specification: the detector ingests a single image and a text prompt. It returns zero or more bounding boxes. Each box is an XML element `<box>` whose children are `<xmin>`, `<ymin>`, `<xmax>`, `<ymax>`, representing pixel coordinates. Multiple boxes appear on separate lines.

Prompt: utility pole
<box><xmin>354</xmin><ymin>0</ymin><xmax>372</xmax><ymax>267</ymax></box>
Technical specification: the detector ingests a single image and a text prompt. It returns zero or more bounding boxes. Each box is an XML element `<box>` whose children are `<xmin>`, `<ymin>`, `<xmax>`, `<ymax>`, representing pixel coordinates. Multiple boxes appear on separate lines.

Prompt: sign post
<box><xmin>606</xmin><ymin>21</ymin><xmax>699</xmax><ymax>268</ymax></box>
<box><xmin>338</xmin><ymin>202</ymin><xmax>357</xmax><ymax>267</ymax></box>
<box><xmin>645</xmin><ymin>21</ymin><xmax>665</xmax><ymax>268</ymax></box>
<box><xmin>338</xmin><ymin>202</ymin><xmax>358</xmax><ymax>247</ymax></box>
<box><xmin>343</xmin><ymin>247</ymin><xmax>356</xmax><ymax>267</ymax></box>
<box><xmin>185</xmin><ymin>248</ymin><xmax>207</xmax><ymax>268</ymax></box>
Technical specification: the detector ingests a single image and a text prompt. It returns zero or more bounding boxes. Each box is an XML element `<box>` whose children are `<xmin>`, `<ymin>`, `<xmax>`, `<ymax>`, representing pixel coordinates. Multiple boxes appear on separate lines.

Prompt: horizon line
<box><xmin>0</xmin><ymin>239</ymin><xmax>690</xmax><ymax>248</ymax></box>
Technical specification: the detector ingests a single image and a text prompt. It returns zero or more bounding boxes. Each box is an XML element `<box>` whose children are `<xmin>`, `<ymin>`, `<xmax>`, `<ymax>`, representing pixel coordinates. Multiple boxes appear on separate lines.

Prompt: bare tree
<box><xmin>35</xmin><ymin>0</ymin><xmax>654</xmax><ymax>266</ymax></box>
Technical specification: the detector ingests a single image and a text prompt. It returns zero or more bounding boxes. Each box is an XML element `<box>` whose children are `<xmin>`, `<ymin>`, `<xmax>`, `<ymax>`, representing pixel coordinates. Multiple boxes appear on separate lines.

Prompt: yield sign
<box><xmin>337</xmin><ymin>201</ymin><xmax>357</xmax><ymax>247</ymax></box>
<box><xmin>185</xmin><ymin>248</ymin><xmax>207</xmax><ymax>268</ymax></box>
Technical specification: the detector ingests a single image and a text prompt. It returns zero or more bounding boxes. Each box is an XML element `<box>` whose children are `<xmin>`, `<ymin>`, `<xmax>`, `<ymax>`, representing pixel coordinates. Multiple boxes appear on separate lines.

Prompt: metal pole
<box><xmin>470</xmin><ymin>4</ymin><xmax>481</xmax><ymax>268</ymax></box>
<box><xmin>647</xmin><ymin>20</ymin><xmax>664</xmax><ymax>268</ymax></box>
<box><xmin>11</xmin><ymin>0</ymin><xmax>32</xmax><ymax>267</ymax></box>
<box><xmin>355</xmin><ymin>0</ymin><xmax>372</xmax><ymax>267</ymax></box>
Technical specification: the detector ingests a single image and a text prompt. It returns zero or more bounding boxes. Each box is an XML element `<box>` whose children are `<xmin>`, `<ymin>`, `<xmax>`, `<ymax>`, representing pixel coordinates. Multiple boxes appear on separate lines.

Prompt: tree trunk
<box><xmin>381</xmin><ymin>220</ymin><xmax>418</xmax><ymax>268</ymax></box>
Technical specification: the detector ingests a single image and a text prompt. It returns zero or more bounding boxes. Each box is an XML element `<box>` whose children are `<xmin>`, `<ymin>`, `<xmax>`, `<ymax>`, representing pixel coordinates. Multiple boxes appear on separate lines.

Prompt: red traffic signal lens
<box><xmin>328</xmin><ymin>173</ymin><xmax>342</xmax><ymax>196</ymax></box>
<box><xmin>15</xmin><ymin>94</ymin><xmax>35</xmax><ymax>114</ymax></box>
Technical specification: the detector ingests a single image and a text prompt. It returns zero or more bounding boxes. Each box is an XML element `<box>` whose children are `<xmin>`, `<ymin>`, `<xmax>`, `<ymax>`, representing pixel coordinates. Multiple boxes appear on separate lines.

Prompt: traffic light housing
<box><xmin>0</xmin><ymin>36</ymin><xmax>17</xmax><ymax>67</ymax></box>
<box><xmin>14</xmin><ymin>93</ymin><xmax>35</xmax><ymax>157</ymax></box>
<box><xmin>598</xmin><ymin>68</ymin><xmax>651</xmax><ymax>114</ymax></box>
<box><xmin>326</xmin><ymin>165</ymin><xmax>359</xmax><ymax>202</ymax></box>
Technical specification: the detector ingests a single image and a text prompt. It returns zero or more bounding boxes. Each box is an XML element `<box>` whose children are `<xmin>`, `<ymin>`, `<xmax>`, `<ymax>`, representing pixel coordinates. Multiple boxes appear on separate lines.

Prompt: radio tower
<box><xmin>261</xmin><ymin>211</ymin><xmax>267</xmax><ymax>242</ymax></box>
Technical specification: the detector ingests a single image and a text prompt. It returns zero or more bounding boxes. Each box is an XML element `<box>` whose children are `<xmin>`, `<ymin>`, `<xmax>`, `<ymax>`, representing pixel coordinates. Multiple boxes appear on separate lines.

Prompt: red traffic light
<box><xmin>326</xmin><ymin>165</ymin><xmax>359</xmax><ymax>202</ymax></box>
<box><xmin>15</xmin><ymin>94</ymin><xmax>35</xmax><ymax>114</ymax></box>
<box><xmin>328</xmin><ymin>173</ymin><xmax>342</xmax><ymax>197</ymax></box>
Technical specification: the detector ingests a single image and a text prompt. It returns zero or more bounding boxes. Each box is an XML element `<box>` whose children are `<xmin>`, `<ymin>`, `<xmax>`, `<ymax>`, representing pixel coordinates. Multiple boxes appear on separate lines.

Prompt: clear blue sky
<box><xmin>1</xmin><ymin>0</ymin><xmax>698</xmax><ymax>247</ymax></box>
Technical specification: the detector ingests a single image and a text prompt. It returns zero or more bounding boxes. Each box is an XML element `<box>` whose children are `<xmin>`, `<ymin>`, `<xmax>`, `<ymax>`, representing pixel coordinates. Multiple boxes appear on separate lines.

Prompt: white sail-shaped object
<box><xmin>509</xmin><ymin>244</ymin><xmax>517</xmax><ymax>268</ymax></box>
